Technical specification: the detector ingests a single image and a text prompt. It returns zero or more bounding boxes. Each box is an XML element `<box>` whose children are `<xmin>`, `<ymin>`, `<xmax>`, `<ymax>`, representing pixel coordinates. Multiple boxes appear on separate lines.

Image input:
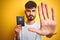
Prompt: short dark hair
<box><xmin>25</xmin><ymin>1</ymin><xmax>37</xmax><ymax>9</ymax></box>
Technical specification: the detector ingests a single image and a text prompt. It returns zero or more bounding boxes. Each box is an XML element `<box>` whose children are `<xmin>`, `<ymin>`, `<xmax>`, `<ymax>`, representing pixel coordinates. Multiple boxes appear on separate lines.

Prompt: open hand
<box><xmin>28</xmin><ymin>2</ymin><xmax>56</xmax><ymax>36</ymax></box>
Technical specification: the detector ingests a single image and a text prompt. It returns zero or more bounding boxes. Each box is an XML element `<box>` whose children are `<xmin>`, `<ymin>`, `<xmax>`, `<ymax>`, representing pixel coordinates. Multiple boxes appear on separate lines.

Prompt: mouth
<box><xmin>29</xmin><ymin>16</ymin><xmax>33</xmax><ymax>17</ymax></box>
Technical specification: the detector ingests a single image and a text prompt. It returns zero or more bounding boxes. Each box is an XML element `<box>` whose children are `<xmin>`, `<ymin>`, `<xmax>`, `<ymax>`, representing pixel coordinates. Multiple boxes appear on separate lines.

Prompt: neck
<box><xmin>26</xmin><ymin>20</ymin><xmax>35</xmax><ymax>25</ymax></box>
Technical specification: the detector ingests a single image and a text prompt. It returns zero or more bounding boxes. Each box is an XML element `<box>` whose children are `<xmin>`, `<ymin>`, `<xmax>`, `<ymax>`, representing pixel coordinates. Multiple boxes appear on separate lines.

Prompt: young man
<box><xmin>14</xmin><ymin>1</ymin><xmax>56</xmax><ymax>40</ymax></box>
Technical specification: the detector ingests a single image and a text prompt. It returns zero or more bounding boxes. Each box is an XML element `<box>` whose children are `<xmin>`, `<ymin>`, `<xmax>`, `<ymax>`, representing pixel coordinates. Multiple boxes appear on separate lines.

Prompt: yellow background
<box><xmin>0</xmin><ymin>0</ymin><xmax>60</xmax><ymax>40</ymax></box>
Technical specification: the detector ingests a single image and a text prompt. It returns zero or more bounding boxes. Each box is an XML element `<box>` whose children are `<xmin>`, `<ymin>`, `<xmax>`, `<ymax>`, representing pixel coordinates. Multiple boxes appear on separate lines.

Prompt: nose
<box><xmin>30</xmin><ymin>10</ymin><xmax>32</xmax><ymax>14</ymax></box>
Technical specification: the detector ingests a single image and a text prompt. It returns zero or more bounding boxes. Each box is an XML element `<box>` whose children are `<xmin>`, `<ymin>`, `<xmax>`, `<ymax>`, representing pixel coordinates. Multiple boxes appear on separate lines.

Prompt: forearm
<box><xmin>36</xmin><ymin>30</ymin><xmax>56</xmax><ymax>38</ymax></box>
<box><xmin>35</xmin><ymin>29</ymin><xmax>43</xmax><ymax>35</ymax></box>
<box><xmin>29</xmin><ymin>28</ymin><xmax>47</xmax><ymax>36</ymax></box>
<box><xmin>35</xmin><ymin>29</ymin><xmax>54</xmax><ymax>36</ymax></box>
<box><xmin>16</xmin><ymin>34</ymin><xmax>20</xmax><ymax>40</ymax></box>
<box><xmin>14</xmin><ymin>33</ymin><xmax>20</xmax><ymax>40</ymax></box>
<box><xmin>36</xmin><ymin>30</ymin><xmax>53</xmax><ymax>38</ymax></box>
<box><xmin>46</xmin><ymin>33</ymin><xmax>56</xmax><ymax>38</ymax></box>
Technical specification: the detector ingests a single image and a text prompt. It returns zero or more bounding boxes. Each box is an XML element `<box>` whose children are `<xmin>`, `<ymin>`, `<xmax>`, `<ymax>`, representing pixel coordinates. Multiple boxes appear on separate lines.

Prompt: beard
<box><xmin>27</xmin><ymin>15</ymin><xmax>36</xmax><ymax>21</ymax></box>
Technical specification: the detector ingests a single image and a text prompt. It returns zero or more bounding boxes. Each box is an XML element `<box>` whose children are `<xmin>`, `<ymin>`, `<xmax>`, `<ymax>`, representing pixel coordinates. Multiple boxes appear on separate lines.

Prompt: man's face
<box><xmin>25</xmin><ymin>7</ymin><xmax>36</xmax><ymax>21</ymax></box>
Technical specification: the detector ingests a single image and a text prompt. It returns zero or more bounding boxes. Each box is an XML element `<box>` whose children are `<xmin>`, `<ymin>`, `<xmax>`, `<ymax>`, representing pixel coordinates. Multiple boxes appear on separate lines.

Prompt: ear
<box><xmin>25</xmin><ymin>10</ymin><xmax>26</xmax><ymax>14</ymax></box>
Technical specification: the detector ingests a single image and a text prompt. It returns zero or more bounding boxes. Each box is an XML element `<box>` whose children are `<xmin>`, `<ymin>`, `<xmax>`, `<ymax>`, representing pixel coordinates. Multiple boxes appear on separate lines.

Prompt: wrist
<box><xmin>35</xmin><ymin>30</ymin><xmax>42</xmax><ymax>35</ymax></box>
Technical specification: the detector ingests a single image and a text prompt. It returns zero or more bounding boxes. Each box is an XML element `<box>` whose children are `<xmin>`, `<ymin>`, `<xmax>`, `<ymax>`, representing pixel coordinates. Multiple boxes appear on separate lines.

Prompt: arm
<box><xmin>28</xmin><ymin>27</ymin><xmax>56</xmax><ymax>38</ymax></box>
<box><xmin>14</xmin><ymin>25</ymin><xmax>22</xmax><ymax>40</ymax></box>
<box><xmin>46</xmin><ymin>32</ymin><xmax>56</xmax><ymax>38</ymax></box>
<box><xmin>28</xmin><ymin>2</ymin><xmax>56</xmax><ymax>38</ymax></box>
<box><xmin>14</xmin><ymin>33</ymin><xmax>20</xmax><ymax>40</ymax></box>
<box><xmin>16</xmin><ymin>33</ymin><xmax>20</xmax><ymax>40</ymax></box>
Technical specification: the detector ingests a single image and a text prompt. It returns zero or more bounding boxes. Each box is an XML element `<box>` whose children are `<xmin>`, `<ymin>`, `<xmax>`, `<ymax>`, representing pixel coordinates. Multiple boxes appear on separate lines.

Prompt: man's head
<box><xmin>25</xmin><ymin>1</ymin><xmax>37</xmax><ymax>21</ymax></box>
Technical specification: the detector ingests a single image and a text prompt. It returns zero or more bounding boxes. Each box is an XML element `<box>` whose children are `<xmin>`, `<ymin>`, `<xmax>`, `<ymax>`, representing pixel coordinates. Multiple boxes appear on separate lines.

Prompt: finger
<box><xmin>51</xmin><ymin>8</ymin><xmax>55</xmax><ymax>20</ymax></box>
<box><xmin>16</xmin><ymin>25</ymin><xmax>22</xmax><ymax>29</ymax></box>
<box><xmin>38</xmin><ymin>5</ymin><xmax>44</xmax><ymax>20</ymax></box>
<box><xmin>15</xmin><ymin>29</ymin><xmax>20</xmax><ymax>33</ymax></box>
<box><xmin>17</xmin><ymin>24</ymin><xmax>22</xmax><ymax>27</ymax></box>
<box><xmin>45</xmin><ymin>4</ymin><xmax>50</xmax><ymax>19</ymax></box>
<box><xmin>41</xmin><ymin>2</ymin><xmax>47</xmax><ymax>20</ymax></box>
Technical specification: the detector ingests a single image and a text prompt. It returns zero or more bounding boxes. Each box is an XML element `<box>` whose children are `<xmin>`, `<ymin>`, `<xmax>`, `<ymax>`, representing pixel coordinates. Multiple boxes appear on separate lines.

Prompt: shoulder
<box><xmin>35</xmin><ymin>22</ymin><xmax>40</xmax><ymax>25</ymax></box>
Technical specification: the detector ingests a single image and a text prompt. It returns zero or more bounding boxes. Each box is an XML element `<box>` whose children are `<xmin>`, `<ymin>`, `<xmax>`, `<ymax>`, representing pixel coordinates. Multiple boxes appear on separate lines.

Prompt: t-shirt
<box><xmin>19</xmin><ymin>22</ymin><xmax>42</xmax><ymax>40</ymax></box>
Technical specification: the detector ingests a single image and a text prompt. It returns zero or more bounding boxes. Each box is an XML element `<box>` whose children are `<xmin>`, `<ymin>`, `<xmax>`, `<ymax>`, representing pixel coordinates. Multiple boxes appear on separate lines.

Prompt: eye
<box><xmin>32</xmin><ymin>10</ymin><xmax>35</xmax><ymax>12</ymax></box>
